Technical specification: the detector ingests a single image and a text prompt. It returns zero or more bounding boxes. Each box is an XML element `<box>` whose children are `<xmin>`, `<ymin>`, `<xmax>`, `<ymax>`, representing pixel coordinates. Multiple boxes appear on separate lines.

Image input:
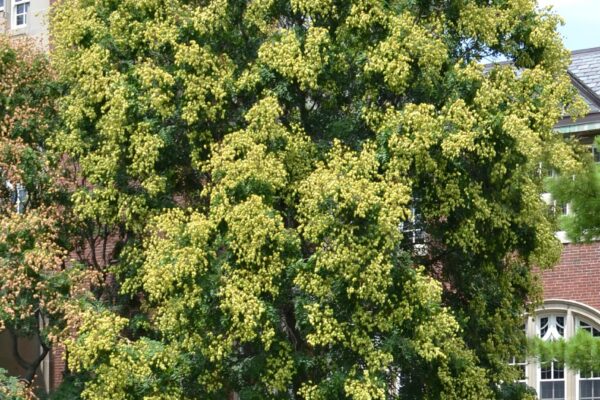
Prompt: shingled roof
<box><xmin>556</xmin><ymin>47</ymin><xmax>600</xmax><ymax>130</ymax></box>
<box><xmin>570</xmin><ymin>47</ymin><xmax>600</xmax><ymax>96</ymax></box>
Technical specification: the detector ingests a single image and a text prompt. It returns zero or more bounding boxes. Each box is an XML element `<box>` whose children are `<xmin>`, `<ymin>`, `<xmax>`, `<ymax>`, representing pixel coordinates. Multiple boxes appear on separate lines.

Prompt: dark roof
<box><xmin>564</xmin><ymin>47</ymin><xmax>600</xmax><ymax>126</ymax></box>
<box><xmin>556</xmin><ymin>47</ymin><xmax>600</xmax><ymax>131</ymax></box>
<box><xmin>570</xmin><ymin>47</ymin><xmax>600</xmax><ymax>96</ymax></box>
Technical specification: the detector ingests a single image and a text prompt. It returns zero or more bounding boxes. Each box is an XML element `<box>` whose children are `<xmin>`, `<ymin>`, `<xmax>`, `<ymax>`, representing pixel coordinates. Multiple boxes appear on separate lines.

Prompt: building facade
<box><xmin>524</xmin><ymin>47</ymin><xmax>600</xmax><ymax>400</ymax></box>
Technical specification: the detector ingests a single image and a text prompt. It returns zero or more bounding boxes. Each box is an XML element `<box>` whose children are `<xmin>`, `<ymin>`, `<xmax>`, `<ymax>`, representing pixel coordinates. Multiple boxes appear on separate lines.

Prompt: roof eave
<box><xmin>555</xmin><ymin>112</ymin><xmax>600</xmax><ymax>134</ymax></box>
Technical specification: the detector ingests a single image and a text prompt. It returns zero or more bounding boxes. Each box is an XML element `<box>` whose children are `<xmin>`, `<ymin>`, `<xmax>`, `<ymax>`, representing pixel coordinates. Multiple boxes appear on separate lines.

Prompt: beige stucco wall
<box><xmin>0</xmin><ymin>0</ymin><xmax>51</xmax><ymax>49</ymax></box>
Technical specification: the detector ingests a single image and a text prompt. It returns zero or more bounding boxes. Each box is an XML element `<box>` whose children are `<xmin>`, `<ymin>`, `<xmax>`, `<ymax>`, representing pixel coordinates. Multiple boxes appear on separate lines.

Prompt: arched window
<box><xmin>522</xmin><ymin>300</ymin><xmax>600</xmax><ymax>400</ymax></box>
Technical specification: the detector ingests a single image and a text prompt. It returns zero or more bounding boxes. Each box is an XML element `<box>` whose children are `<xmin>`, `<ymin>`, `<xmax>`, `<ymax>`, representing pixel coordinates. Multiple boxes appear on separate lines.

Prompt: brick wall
<box><xmin>50</xmin><ymin>345</ymin><xmax>65</xmax><ymax>391</ymax></box>
<box><xmin>539</xmin><ymin>241</ymin><xmax>600</xmax><ymax>310</ymax></box>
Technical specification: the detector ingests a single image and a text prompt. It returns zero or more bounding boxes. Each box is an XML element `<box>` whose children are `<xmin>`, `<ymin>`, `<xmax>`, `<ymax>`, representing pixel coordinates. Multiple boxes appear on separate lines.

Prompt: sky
<box><xmin>537</xmin><ymin>0</ymin><xmax>600</xmax><ymax>50</ymax></box>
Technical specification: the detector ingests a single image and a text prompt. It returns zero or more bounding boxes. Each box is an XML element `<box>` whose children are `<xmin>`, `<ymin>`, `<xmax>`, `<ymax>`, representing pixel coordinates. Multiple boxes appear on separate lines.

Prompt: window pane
<box><xmin>554</xmin><ymin>381</ymin><xmax>564</xmax><ymax>398</ymax></box>
<box><xmin>541</xmin><ymin>365</ymin><xmax>552</xmax><ymax>380</ymax></box>
<box><xmin>540</xmin><ymin>381</ymin><xmax>565</xmax><ymax>400</ymax></box>
<box><xmin>16</xmin><ymin>3</ymin><xmax>24</xmax><ymax>12</ymax></box>
<box><xmin>595</xmin><ymin>380</ymin><xmax>600</xmax><ymax>396</ymax></box>
<box><xmin>554</xmin><ymin>363</ymin><xmax>564</xmax><ymax>379</ymax></box>
<box><xmin>556</xmin><ymin>316</ymin><xmax>565</xmax><ymax>336</ymax></box>
<box><xmin>582</xmin><ymin>380</ymin><xmax>593</xmax><ymax>398</ymax></box>
<box><xmin>517</xmin><ymin>364</ymin><xmax>526</xmax><ymax>381</ymax></box>
<box><xmin>16</xmin><ymin>15</ymin><xmax>23</xmax><ymax>25</ymax></box>
<box><xmin>541</xmin><ymin>317</ymin><xmax>549</xmax><ymax>337</ymax></box>
<box><xmin>541</xmin><ymin>381</ymin><xmax>553</xmax><ymax>398</ymax></box>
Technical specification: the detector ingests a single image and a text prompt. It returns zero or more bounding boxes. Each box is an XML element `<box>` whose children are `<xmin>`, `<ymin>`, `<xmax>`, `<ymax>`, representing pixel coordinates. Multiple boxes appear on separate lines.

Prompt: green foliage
<box><xmin>547</xmin><ymin>137</ymin><xmax>600</xmax><ymax>242</ymax></box>
<box><xmin>496</xmin><ymin>382</ymin><xmax>537</xmax><ymax>400</ymax></box>
<box><xmin>43</xmin><ymin>0</ymin><xmax>585</xmax><ymax>398</ymax></box>
<box><xmin>0</xmin><ymin>367</ymin><xmax>30</xmax><ymax>400</ymax></box>
<box><xmin>530</xmin><ymin>329</ymin><xmax>600</xmax><ymax>374</ymax></box>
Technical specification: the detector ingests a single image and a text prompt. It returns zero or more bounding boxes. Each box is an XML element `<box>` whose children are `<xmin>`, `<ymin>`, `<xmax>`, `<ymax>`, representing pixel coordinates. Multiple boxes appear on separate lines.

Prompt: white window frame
<box><xmin>539</xmin><ymin>359</ymin><xmax>566</xmax><ymax>400</ymax></box>
<box><xmin>577</xmin><ymin>318</ymin><xmax>600</xmax><ymax>400</ymax></box>
<box><xmin>509</xmin><ymin>356</ymin><xmax>528</xmax><ymax>384</ymax></box>
<box><xmin>12</xmin><ymin>0</ymin><xmax>30</xmax><ymax>29</ymax></box>
<box><xmin>537</xmin><ymin>315</ymin><xmax>567</xmax><ymax>400</ymax></box>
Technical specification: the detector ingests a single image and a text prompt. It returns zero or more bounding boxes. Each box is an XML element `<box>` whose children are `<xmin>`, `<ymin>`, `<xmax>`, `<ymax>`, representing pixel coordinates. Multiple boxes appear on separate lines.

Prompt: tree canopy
<box><xmin>0</xmin><ymin>0</ymin><xmax>588</xmax><ymax>399</ymax></box>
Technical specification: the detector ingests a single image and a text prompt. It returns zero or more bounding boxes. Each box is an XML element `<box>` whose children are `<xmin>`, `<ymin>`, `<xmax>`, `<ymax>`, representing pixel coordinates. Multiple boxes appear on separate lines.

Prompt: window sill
<box><xmin>555</xmin><ymin>231</ymin><xmax>571</xmax><ymax>244</ymax></box>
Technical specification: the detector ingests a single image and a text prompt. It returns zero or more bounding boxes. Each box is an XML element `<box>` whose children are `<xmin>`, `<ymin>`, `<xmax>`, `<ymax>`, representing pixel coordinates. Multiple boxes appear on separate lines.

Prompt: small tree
<box><xmin>0</xmin><ymin>35</ymin><xmax>69</xmax><ymax>389</ymax></box>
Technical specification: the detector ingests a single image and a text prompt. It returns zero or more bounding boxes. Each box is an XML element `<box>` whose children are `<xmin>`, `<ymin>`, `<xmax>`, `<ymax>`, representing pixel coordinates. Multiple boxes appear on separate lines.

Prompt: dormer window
<box><xmin>13</xmin><ymin>0</ymin><xmax>30</xmax><ymax>29</ymax></box>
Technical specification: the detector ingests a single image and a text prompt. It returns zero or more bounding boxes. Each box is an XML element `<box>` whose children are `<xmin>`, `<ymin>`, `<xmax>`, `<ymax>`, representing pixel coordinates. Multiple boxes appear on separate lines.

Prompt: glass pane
<box><xmin>595</xmin><ymin>380</ymin><xmax>600</xmax><ymax>396</ymax></box>
<box><xmin>518</xmin><ymin>365</ymin><xmax>526</xmax><ymax>380</ymax></box>
<box><xmin>582</xmin><ymin>380</ymin><xmax>593</xmax><ymax>397</ymax></box>
<box><xmin>541</xmin><ymin>317</ymin><xmax>549</xmax><ymax>337</ymax></box>
<box><xmin>554</xmin><ymin>381</ymin><xmax>564</xmax><ymax>398</ymax></box>
<box><xmin>556</xmin><ymin>316</ymin><xmax>565</xmax><ymax>336</ymax></box>
<box><xmin>541</xmin><ymin>365</ymin><xmax>552</xmax><ymax>380</ymax></box>
<box><xmin>16</xmin><ymin>15</ymin><xmax>23</xmax><ymax>26</ymax></box>
<box><xmin>541</xmin><ymin>381</ymin><xmax>553</xmax><ymax>399</ymax></box>
<box><xmin>16</xmin><ymin>3</ymin><xmax>24</xmax><ymax>12</ymax></box>
<box><xmin>554</xmin><ymin>363</ymin><xmax>564</xmax><ymax>379</ymax></box>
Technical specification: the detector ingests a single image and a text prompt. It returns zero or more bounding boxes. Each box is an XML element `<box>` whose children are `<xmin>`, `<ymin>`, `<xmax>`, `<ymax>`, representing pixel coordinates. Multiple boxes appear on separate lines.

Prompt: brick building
<box><xmin>523</xmin><ymin>47</ymin><xmax>600</xmax><ymax>400</ymax></box>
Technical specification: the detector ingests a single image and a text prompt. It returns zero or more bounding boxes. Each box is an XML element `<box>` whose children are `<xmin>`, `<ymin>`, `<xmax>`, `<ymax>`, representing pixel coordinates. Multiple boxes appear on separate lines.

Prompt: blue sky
<box><xmin>538</xmin><ymin>0</ymin><xmax>600</xmax><ymax>50</ymax></box>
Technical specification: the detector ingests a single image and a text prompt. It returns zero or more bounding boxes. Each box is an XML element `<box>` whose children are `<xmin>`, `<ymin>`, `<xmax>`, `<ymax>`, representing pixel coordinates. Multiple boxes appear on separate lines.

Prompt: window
<box><xmin>13</xmin><ymin>0</ymin><xmax>30</xmax><ymax>28</ymax></box>
<box><xmin>540</xmin><ymin>362</ymin><xmax>566</xmax><ymax>400</ymax></box>
<box><xmin>579</xmin><ymin>320</ymin><xmax>600</xmax><ymax>400</ymax></box>
<box><xmin>509</xmin><ymin>356</ymin><xmax>528</xmax><ymax>383</ymax></box>
<box><xmin>4</xmin><ymin>181</ymin><xmax>27</xmax><ymax>213</ymax></box>
<box><xmin>538</xmin><ymin>315</ymin><xmax>566</xmax><ymax>400</ymax></box>
<box><xmin>0</xmin><ymin>0</ymin><xmax>5</xmax><ymax>12</ymax></box>
<box><xmin>539</xmin><ymin>315</ymin><xmax>565</xmax><ymax>341</ymax></box>
<box><xmin>521</xmin><ymin>303</ymin><xmax>600</xmax><ymax>399</ymax></box>
<box><xmin>591</xmin><ymin>145</ymin><xmax>600</xmax><ymax>164</ymax></box>
<box><xmin>401</xmin><ymin>203</ymin><xmax>428</xmax><ymax>256</ymax></box>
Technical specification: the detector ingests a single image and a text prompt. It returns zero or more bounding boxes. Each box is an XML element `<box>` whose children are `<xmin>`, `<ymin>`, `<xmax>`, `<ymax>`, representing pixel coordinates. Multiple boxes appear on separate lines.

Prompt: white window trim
<box><xmin>576</xmin><ymin>317</ymin><xmax>600</xmax><ymax>400</ymax></box>
<box><xmin>12</xmin><ymin>0</ymin><xmax>30</xmax><ymax>29</ymax></box>
<box><xmin>509</xmin><ymin>356</ymin><xmax>528</xmax><ymax>384</ymax></box>
<box><xmin>536</xmin><ymin>314</ymin><xmax>567</xmax><ymax>400</ymax></box>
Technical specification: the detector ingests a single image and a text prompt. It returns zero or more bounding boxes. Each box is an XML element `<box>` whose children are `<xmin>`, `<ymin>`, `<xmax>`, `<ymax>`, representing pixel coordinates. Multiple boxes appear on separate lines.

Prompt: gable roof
<box><xmin>556</xmin><ymin>47</ymin><xmax>600</xmax><ymax>131</ymax></box>
<box><xmin>570</xmin><ymin>47</ymin><xmax>600</xmax><ymax>98</ymax></box>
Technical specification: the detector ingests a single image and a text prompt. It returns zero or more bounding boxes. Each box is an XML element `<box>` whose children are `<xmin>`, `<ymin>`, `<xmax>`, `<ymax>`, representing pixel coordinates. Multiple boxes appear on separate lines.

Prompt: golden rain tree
<box><xmin>44</xmin><ymin>0</ymin><xmax>586</xmax><ymax>398</ymax></box>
